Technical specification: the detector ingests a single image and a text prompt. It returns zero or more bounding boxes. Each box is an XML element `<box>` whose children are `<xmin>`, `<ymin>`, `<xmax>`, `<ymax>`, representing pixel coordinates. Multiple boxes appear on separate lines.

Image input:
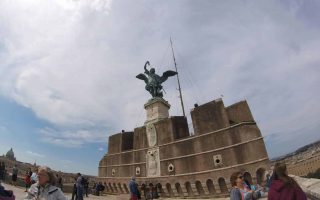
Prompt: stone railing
<box><xmin>293</xmin><ymin>175</ymin><xmax>320</xmax><ymax>200</ymax></box>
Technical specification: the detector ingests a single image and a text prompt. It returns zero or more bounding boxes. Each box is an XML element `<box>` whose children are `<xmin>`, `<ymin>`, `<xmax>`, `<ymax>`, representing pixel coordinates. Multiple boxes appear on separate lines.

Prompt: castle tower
<box><xmin>98</xmin><ymin>98</ymin><xmax>269</xmax><ymax>198</ymax></box>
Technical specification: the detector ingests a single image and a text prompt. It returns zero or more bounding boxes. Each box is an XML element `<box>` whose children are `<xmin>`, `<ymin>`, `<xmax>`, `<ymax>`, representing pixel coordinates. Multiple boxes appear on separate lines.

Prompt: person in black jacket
<box><xmin>71</xmin><ymin>178</ymin><xmax>78</xmax><ymax>200</ymax></box>
<box><xmin>0</xmin><ymin>182</ymin><xmax>14</xmax><ymax>199</ymax></box>
<box><xmin>84</xmin><ymin>177</ymin><xmax>89</xmax><ymax>197</ymax></box>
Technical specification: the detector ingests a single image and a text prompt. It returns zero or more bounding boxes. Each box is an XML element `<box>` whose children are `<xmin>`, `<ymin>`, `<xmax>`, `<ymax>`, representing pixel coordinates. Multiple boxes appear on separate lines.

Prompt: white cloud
<box><xmin>26</xmin><ymin>150</ymin><xmax>45</xmax><ymax>158</ymax></box>
<box><xmin>39</xmin><ymin>127</ymin><xmax>107</xmax><ymax>148</ymax></box>
<box><xmin>0</xmin><ymin>0</ymin><xmax>319</xmax><ymax>155</ymax></box>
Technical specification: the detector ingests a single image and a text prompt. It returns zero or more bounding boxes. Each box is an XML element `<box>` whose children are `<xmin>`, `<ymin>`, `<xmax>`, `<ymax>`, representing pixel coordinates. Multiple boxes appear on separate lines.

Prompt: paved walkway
<box><xmin>1</xmin><ymin>183</ymin><xmax>113</xmax><ymax>200</ymax></box>
<box><xmin>1</xmin><ymin>183</ymin><xmax>269</xmax><ymax>200</ymax></box>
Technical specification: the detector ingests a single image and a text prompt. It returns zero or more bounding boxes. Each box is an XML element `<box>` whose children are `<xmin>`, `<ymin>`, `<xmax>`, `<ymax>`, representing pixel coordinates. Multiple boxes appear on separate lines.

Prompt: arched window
<box><xmin>108</xmin><ymin>183</ymin><xmax>114</xmax><ymax>192</ymax></box>
<box><xmin>195</xmin><ymin>181</ymin><xmax>205</xmax><ymax>196</ymax></box>
<box><xmin>113</xmin><ymin>183</ymin><xmax>118</xmax><ymax>193</ymax></box>
<box><xmin>218</xmin><ymin>177</ymin><xmax>228</xmax><ymax>193</ymax></box>
<box><xmin>117</xmin><ymin>183</ymin><xmax>123</xmax><ymax>193</ymax></box>
<box><xmin>175</xmin><ymin>183</ymin><xmax>184</xmax><ymax>197</ymax></box>
<box><xmin>256</xmin><ymin>168</ymin><xmax>266</xmax><ymax>185</ymax></box>
<box><xmin>156</xmin><ymin>183</ymin><xmax>164</xmax><ymax>196</ymax></box>
<box><xmin>185</xmin><ymin>181</ymin><xmax>194</xmax><ymax>197</ymax></box>
<box><xmin>206</xmin><ymin>179</ymin><xmax>216</xmax><ymax>195</ymax></box>
<box><xmin>166</xmin><ymin>183</ymin><xmax>174</xmax><ymax>197</ymax></box>
<box><xmin>243</xmin><ymin>171</ymin><xmax>253</xmax><ymax>186</ymax></box>
<box><xmin>123</xmin><ymin>183</ymin><xmax>129</xmax><ymax>193</ymax></box>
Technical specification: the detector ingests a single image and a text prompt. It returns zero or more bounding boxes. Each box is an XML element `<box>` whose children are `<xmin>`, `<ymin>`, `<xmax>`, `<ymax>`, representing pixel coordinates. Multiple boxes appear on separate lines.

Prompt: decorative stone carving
<box><xmin>112</xmin><ymin>168</ymin><xmax>116</xmax><ymax>176</ymax></box>
<box><xmin>146</xmin><ymin>147</ymin><xmax>160</xmax><ymax>177</ymax></box>
<box><xmin>136</xmin><ymin>167</ymin><xmax>141</xmax><ymax>175</ymax></box>
<box><xmin>213</xmin><ymin>154</ymin><xmax>223</xmax><ymax>167</ymax></box>
<box><xmin>168</xmin><ymin>163</ymin><xmax>175</xmax><ymax>172</ymax></box>
<box><xmin>146</xmin><ymin>123</ymin><xmax>157</xmax><ymax>147</ymax></box>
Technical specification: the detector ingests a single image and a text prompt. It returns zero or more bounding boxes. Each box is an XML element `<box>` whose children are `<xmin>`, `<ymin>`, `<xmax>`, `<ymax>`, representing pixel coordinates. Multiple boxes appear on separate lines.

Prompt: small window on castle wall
<box><xmin>136</xmin><ymin>167</ymin><xmax>141</xmax><ymax>175</ymax></box>
<box><xmin>213</xmin><ymin>155</ymin><xmax>222</xmax><ymax>167</ymax></box>
<box><xmin>168</xmin><ymin>163</ymin><xmax>175</xmax><ymax>172</ymax></box>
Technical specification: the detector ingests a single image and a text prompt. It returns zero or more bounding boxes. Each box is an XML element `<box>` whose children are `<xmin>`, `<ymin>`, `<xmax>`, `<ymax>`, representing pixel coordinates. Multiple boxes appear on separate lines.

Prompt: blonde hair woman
<box><xmin>24</xmin><ymin>166</ymin><xmax>66</xmax><ymax>200</ymax></box>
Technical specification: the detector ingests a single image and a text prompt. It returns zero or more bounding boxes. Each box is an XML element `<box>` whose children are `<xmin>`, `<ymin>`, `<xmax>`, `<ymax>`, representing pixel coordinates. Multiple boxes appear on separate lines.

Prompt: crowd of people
<box><xmin>0</xmin><ymin>162</ymin><xmax>99</xmax><ymax>200</ymax></box>
<box><xmin>0</xmin><ymin>161</ymin><xmax>310</xmax><ymax>200</ymax></box>
<box><xmin>127</xmin><ymin>162</ymin><xmax>308</xmax><ymax>200</ymax></box>
<box><xmin>70</xmin><ymin>173</ymin><xmax>105</xmax><ymax>200</ymax></box>
<box><xmin>230</xmin><ymin>162</ymin><xmax>307</xmax><ymax>200</ymax></box>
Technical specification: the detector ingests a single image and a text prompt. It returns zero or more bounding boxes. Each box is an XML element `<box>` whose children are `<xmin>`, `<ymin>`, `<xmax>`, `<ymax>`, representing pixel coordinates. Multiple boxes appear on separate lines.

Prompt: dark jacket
<box><xmin>268</xmin><ymin>179</ymin><xmax>307</xmax><ymax>200</ymax></box>
<box><xmin>0</xmin><ymin>184</ymin><xmax>14</xmax><ymax>198</ymax></box>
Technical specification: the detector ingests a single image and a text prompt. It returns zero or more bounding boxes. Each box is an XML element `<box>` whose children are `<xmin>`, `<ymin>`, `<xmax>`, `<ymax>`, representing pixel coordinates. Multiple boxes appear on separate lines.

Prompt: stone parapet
<box><xmin>294</xmin><ymin>176</ymin><xmax>320</xmax><ymax>200</ymax></box>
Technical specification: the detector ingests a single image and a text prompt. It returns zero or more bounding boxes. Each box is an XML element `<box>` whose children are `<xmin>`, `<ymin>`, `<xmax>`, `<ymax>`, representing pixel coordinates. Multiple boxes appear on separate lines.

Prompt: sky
<box><xmin>0</xmin><ymin>0</ymin><xmax>319</xmax><ymax>175</ymax></box>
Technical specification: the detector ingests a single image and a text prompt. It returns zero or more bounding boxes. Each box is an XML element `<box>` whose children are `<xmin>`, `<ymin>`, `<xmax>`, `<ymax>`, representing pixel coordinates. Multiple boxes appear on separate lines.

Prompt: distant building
<box><xmin>273</xmin><ymin>142</ymin><xmax>320</xmax><ymax>177</ymax></box>
<box><xmin>5</xmin><ymin>148</ymin><xmax>16</xmax><ymax>161</ymax></box>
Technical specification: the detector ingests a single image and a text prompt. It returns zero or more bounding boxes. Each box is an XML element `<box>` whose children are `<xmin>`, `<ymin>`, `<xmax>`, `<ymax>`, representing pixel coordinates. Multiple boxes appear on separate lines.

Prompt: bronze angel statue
<box><xmin>136</xmin><ymin>61</ymin><xmax>177</xmax><ymax>98</ymax></box>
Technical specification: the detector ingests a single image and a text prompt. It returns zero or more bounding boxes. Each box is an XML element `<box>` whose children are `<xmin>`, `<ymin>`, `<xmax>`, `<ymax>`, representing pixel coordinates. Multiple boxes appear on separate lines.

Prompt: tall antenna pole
<box><xmin>170</xmin><ymin>37</ymin><xmax>186</xmax><ymax>117</ymax></box>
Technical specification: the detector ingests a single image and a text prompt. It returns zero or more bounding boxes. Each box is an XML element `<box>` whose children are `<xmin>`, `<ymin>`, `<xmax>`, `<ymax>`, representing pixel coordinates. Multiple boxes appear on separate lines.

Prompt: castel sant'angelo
<box><xmin>98</xmin><ymin>61</ymin><xmax>270</xmax><ymax>198</ymax></box>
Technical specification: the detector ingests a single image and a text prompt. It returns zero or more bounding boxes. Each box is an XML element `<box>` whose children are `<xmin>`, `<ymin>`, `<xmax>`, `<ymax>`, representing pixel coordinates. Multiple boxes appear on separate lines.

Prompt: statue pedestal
<box><xmin>144</xmin><ymin>98</ymin><xmax>169</xmax><ymax>177</ymax></box>
<box><xmin>144</xmin><ymin>97</ymin><xmax>170</xmax><ymax>124</ymax></box>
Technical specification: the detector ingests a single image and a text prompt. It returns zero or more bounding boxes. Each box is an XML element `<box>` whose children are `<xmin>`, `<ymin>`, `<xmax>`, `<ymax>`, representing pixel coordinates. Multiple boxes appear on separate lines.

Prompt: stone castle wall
<box><xmin>98</xmin><ymin>98</ymin><xmax>269</xmax><ymax>197</ymax></box>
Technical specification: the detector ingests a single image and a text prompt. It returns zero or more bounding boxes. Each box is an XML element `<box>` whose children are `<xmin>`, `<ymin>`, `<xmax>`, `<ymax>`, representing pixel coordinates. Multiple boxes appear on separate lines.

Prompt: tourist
<box><xmin>103</xmin><ymin>182</ymin><xmax>107</xmax><ymax>193</ymax></box>
<box><xmin>0</xmin><ymin>181</ymin><xmax>15</xmax><ymax>200</ymax></box>
<box><xmin>30</xmin><ymin>169</ymin><xmax>38</xmax><ymax>184</ymax></box>
<box><xmin>76</xmin><ymin>173</ymin><xmax>84</xmax><ymax>200</ymax></box>
<box><xmin>265</xmin><ymin>173</ymin><xmax>271</xmax><ymax>191</ymax></box>
<box><xmin>11</xmin><ymin>165</ymin><xmax>18</xmax><ymax>186</ymax></box>
<box><xmin>230</xmin><ymin>171</ymin><xmax>253</xmax><ymax>200</ymax></box>
<box><xmin>84</xmin><ymin>177</ymin><xmax>89</xmax><ymax>197</ymax></box>
<box><xmin>243</xmin><ymin>176</ymin><xmax>252</xmax><ymax>190</ymax></box>
<box><xmin>71</xmin><ymin>178</ymin><xmax>77</xmax><ymax>200</ymax></box>
<box><xmin>129</xmin><ymin>176</ymin><xmax>140</xmax><ymax>200</ymax></box>
<box><xmin>24</xmin><ymin>168</ymin><xmax>32</xmax><ymax>192</ymax></box>
<box><xmin>268</xmin><ymin>162</ymin><xmax>307</xmax><ymax>200</ymax></box>
<box><xmin>56</xmin><ymin>174</ymin><xmax>63</xmax><ymax>191</ymax></box>
<box><xmin>91</xmin><ymin>181</ymin><xmax>96</xmax><ymax>195</ymax></box>
<box><xmin>95</xmin><ymin>182</ymin><xmax>105</xmax><ymax>196</ymax></box>
<box><xmin>24</xmin><ymin>166</ymin><xmax>67</xmax><ymax>200</ymax></box>
<box><xmin>0</xmin><ymin>162</ymin><xmax>5</xmax><ymax>181</ymax></box>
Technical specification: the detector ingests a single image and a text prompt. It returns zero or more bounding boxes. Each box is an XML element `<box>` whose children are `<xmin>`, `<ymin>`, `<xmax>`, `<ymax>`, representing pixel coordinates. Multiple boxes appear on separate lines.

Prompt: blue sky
<box><xmin>0</xmin><ymin>0</ymin><xmax>320</xmax><ymax>175</ymax></box>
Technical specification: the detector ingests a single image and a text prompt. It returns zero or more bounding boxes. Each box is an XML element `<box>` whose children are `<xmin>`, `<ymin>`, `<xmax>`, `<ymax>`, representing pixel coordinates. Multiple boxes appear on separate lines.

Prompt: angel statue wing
<box><xmin>136</xmin><ymin>73</ymin><xmax>148</xmax><ymax>84</ymax></box>
<box><xmin>160</xmin><ymin>70</ymin><xmax>178</xmax><ymax>83</ymax></box>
